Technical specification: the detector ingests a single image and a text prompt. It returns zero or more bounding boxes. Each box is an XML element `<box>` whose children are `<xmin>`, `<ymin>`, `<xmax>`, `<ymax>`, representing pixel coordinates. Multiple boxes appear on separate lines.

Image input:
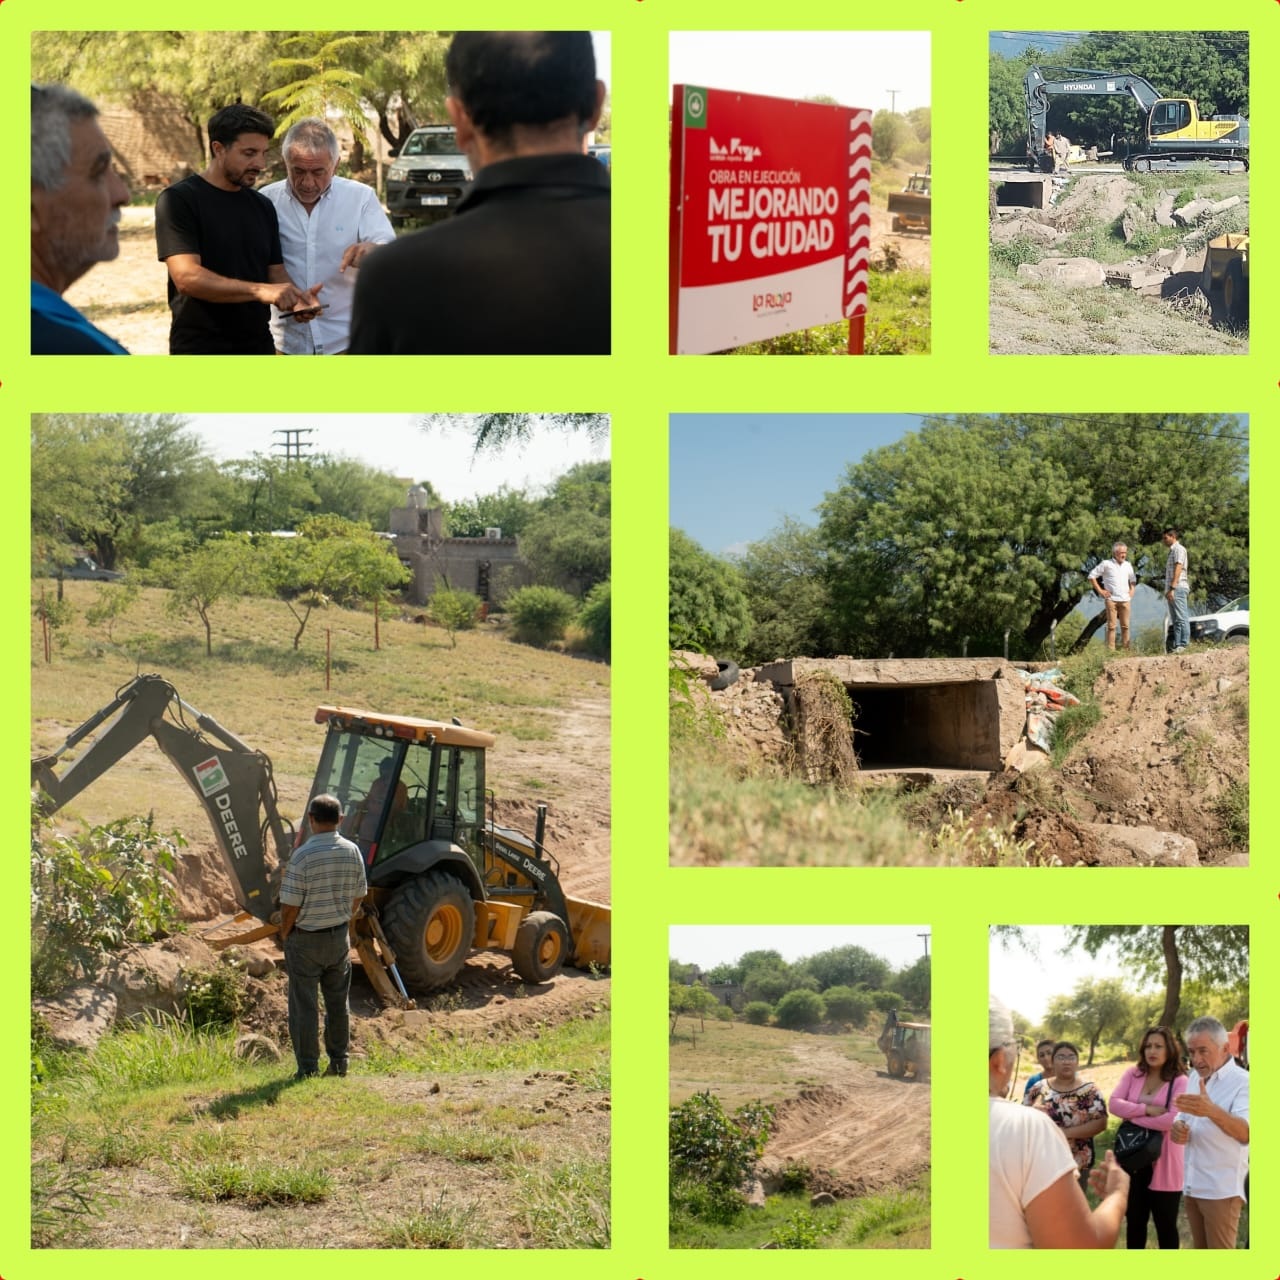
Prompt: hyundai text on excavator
<box><xmin>32</xmin><ymin>674</ymin><xmax>610</xmax><ymax>1008</ymax></box>
<box><xmin>1024</xmin><ymin>66</ymin><xmax>1249</xmax><ymax>174</ymax></box>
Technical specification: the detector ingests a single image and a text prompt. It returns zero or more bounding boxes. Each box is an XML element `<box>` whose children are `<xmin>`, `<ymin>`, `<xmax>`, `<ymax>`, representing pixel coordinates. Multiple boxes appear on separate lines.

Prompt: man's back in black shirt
<box><xmin>348</xmin><ymin>153</ymin><xmax>609</xmax><ymax>356</ymax></box>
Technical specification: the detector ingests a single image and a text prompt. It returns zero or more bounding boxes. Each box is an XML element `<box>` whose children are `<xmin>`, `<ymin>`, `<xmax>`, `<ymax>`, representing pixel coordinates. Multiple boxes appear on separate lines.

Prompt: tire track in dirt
<box><xmin>764</xmin><ymin>1037</ymin><xmax>930</xmax><ymax>1198</ymax></box>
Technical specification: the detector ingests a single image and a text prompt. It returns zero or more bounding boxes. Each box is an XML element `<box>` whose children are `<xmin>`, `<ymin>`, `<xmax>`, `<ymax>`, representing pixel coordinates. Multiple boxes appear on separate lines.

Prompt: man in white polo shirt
<box><xmin>1172</xmin><ymin>1015</ymin><xmax>1249</xmax><ymax>1248</ymax></box>
<box><xmin>1087</xmin><ymin>542</ymin><xmax>1138</xmax><ymax>650</ymax></box>
<box><xmin>259</xmin><ymin>118</ymin><xmax>395</xmax><ymax>354</ymax></box>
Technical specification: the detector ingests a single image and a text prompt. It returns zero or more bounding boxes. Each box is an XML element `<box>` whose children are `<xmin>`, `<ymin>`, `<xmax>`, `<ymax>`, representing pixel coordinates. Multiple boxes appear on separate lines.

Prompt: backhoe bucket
<box><xmin>566</xmin><ymin>896</ymin><xmax>611</xmax><ymax>968</ymax></box>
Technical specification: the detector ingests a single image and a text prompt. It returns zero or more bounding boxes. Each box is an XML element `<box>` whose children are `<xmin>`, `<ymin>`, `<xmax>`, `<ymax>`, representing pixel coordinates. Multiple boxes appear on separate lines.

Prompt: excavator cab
<box><xmin>1149</xmin><ymin>99</ymin><xmax>1193</xmax><ymax>137</ymax></box>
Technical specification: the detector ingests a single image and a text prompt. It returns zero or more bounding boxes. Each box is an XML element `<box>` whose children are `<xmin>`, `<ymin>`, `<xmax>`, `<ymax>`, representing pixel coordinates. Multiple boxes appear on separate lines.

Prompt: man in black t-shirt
<box><xmin>155</xmin><ymin>104</ymin><xmax>321</xmax><ymax>354</ymax></box>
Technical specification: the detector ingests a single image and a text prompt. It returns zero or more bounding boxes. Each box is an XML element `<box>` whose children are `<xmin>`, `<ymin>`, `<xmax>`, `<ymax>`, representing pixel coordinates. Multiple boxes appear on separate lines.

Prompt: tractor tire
<box><xmin>383</xmin><ymin>870</ymin><xmax>476</xmax><ymax>992</ymax></box>
<box><xmin>887</xmin><ymin>1049</ymin><xmax>906</xmax><ymax>1078</ymax></box>
<box><xmin>1224</xmin><ymin>259</ymin><xmax>1248</xmax><ymax>326</ymax></box>
<box><xmin>710</xmin><ymin>660</ymin><xmax>740</xmax><ymax>691</ymax></box>
<box><xmin>512</xmin><ymin>911</ymin><xmax>569</xmax><ymax>983</ymax></box>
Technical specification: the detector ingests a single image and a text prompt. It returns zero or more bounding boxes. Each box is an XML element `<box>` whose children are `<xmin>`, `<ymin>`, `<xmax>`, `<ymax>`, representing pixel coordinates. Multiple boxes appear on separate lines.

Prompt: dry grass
<box><xmin>32</xmin><ymin>581</ymin><xmax>607</xmax><ymax>827</ymax></box>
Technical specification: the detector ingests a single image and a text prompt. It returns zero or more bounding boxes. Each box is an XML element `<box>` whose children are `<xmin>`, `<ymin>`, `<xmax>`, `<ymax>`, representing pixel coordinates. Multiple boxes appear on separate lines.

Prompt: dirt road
<box><xmin>766</xmin><ymin>1035</ymin><xmax>930</xmax><ymax>1198</ymax></box>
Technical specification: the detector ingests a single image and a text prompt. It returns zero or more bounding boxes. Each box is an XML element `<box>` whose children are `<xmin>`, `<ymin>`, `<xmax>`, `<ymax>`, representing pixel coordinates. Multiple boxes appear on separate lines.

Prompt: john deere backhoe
<box><xmin>1024</xmin><ymin>66</ymin><xmax>1249</xmax><ymax>173</ymax></box>
<box><xmin>32</xmin><ymin>674</ymin><xmax>609</xmax><ymax>1008</ymax></box>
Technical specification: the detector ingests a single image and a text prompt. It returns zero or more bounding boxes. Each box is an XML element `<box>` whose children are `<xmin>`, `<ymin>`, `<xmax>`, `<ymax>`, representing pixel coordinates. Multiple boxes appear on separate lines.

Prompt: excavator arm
<box><xmin>1024</xmin><ymin>66</ymin><xmax>1163</xmax><ymax>167</ymax></box>
<box><xmin>32</xmin><ymin>674</ymin><xmax>291</xmax><ymax>921</ymax></box>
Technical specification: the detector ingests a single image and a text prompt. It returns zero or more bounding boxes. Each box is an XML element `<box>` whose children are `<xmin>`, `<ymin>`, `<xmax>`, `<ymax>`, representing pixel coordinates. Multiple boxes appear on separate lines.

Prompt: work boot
<box><xmin>323</xmin><ymin>1060</ymin><xmax>348</xmax><ymax>1077</ymax></box>
<box><xmin>294</xmin><ymin>1068</ymin><xmax>319</xmax><ymax>1081</ymax></box>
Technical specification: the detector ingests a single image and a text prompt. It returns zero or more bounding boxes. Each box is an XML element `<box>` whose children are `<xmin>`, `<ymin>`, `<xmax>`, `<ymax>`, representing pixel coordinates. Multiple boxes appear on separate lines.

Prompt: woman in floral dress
<box><xmin>1024</xmin><ymin>1041</ymin><xmax>1109</xmax><ymax>1191</ymax></box>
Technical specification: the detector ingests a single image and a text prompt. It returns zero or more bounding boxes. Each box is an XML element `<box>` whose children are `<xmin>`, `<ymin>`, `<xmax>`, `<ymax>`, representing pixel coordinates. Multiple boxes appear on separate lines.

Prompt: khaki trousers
<box><xmin>1184</xmin><ymin>1194</ymin><xmax>1244</xmax><ymax>1249</ymax></box>
<box><xmin>1104</xmin><ymin>598</ymin><xmax>1131</xmax><ymax>649</ymax></box>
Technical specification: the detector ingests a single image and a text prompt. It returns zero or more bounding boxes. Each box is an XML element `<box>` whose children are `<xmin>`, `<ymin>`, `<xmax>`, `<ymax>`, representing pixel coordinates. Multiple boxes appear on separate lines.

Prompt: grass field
<box><xmin>33</xmin><ymin>1010</ymin><xmax>610</xmax><ymax>1248</ymax></box>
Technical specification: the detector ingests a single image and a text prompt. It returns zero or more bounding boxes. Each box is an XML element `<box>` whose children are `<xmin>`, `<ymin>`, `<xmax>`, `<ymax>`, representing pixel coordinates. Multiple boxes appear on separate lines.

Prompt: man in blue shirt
<box><xmin>31</xmin><ymin>84</ymin><xmax>130</xmax><ymax>354</ymax></box>
<box><xmin>279</xmin><ymin>794</ymin><xmax>367</xmax><ymax>1079</ymax></box>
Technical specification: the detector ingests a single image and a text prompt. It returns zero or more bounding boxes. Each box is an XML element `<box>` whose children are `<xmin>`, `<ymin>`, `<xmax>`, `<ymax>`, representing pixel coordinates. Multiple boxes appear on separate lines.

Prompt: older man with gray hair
<box><xmin>1172</xmin><ymin>1014</ymin><xmax>1249</xmax><ymax>1248</ymax></box>
<box><xmin>1088</xmin><ymin>542</ymin><xmax>1138</xmax><ymax>650</ymax></box>
<box><xmin>258</xmin><ymin>118</ymin><xmax>395</xmax><ymax>354</ymax></box>
<box><xmin>31</xmin><ymin>84</ymin><xmax>130</xmax><ymax>353</ymax></box>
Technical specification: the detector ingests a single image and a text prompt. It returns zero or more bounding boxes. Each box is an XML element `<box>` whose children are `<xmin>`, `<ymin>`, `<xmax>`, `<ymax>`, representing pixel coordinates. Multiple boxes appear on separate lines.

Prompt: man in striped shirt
<box><xmin>279</xmin><ymin>794</ymin><xmax>367</xmax><ymax>1079</ymax></box>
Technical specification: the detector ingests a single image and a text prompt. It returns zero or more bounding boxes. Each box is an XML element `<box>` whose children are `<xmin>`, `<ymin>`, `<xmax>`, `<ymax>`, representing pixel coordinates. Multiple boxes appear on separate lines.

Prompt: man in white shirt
<box><xmin>259</xmin><ymin>118</ymin><xmax>396</xmax><ymax>354</ymax></box>
<box><xmin>1087</xmin><ymin>542</ymin><xmax>1138</xmax><ymax>650</ymax></box>
<box><xmin>1172</xmin><ymin>1015</ymin><xmax>1249</xmax><ymax>1248</ymax></box>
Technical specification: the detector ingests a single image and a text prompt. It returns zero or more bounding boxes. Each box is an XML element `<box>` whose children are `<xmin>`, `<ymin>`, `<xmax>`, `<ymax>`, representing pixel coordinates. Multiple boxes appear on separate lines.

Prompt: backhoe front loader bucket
<box><xmin>566</xmin><ymin>896</ymin><xmax>611</xmax><ymax>969</ymax></box>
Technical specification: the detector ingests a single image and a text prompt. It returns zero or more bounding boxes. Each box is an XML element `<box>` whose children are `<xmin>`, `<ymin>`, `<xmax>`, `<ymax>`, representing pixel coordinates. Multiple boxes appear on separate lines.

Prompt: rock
<box><xmin>233</xmin><ymin>1033</ymin><xmax>281</xmax><ymax>1063</ymax></box>
<box><xmin>1217</xmin><ymin>677</ymin><xmax>1234</xmax><ymax>693</ymax></box>
<box><xmin>33</xmin><ymin>984</ymin><xmax>118</xmax><ymax>1051</ymax></box>
<box><xmin>1154</xmin><ymin>194</ymin><xmax>1176</xmax><ymax>227</ymax></box>
<box><xmin>1017</xmin><ymin>257</ymin><xmax>1106</xmax><ymax>288</ymax></box>
<box><xmin>220</xmin><ymin>945</ymin><xmax>277</xmax><ymax>978</ymax></box>
<box><xmin>101</xmin><ymin>938</ymin><xmax>221</xmax><ymax>1020</ymax></box>
<box><xmin>756</xmin><ymin>1155</ymin><xmax>788</xmax><ymax>1194</ymax></box>
<box><xmin>744</xmin><ymin>1179</ymin><xmax>767</xmax><ymax>1208</ymax></box>
<box><xmin>991</xmin><ymin>218</ymin><xmax>1059</xmax><ymax>246</ymax></box>
<box><xmin>1109</xmin><ymin>267</ymin><xmax>1167</xmax><ymax>290</ymax></box>
<box><xmin>1173</xmin><ymin>198</ymin><xmax>1210</xmax><ymax>227</ymax></box>
<box><xmin>1153</xmin><ymin>247</ymin><xmax>1187</xmax><ymax>273</ymax></box>
<box><xmin>1208</xmin><ymin>196</ymin><xmax>1241</xmax><ymax>215</ymax></box>
<box><xmin>810</xmin><ymin>1192</ymin><xmax>838</xmax><ymax>1208</ymax></box>
<box><xmin>1081</xmin><ymin>823</ymin><xmax>1200</xmax><ymax>867</ymax></box>
<box><xmin>1121</xmin><ymin>209</ymin><xmax>1141</xmax><ymax>243</ymax></box>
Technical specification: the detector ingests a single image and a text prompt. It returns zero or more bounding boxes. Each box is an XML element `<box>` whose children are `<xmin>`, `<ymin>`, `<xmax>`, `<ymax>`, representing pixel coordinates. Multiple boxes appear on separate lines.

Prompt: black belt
<box><xmin>297</xmin><ymin>922</ymin><xmax>349</xmax><ymax>933</ymax></box>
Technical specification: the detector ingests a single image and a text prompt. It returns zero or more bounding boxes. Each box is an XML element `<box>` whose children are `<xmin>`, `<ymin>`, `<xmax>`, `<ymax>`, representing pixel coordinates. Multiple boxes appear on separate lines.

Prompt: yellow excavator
<box><xmin>1024</xmin><ymin>67</ymin><xmax>1249</xmax><ymax>173</ymax></box>
<box><xmin>32</xmin><ymin>674</ymin><xmax>610</xmax><ymax>1008</ymax></box>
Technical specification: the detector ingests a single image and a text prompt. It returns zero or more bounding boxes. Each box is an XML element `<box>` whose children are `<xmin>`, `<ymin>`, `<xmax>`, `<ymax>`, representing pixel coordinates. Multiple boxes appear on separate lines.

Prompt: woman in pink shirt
<box><xmin>1108</xmin><ymin>1025</ymin><xmax>1189</xmax><ymax>1249</ymax></box>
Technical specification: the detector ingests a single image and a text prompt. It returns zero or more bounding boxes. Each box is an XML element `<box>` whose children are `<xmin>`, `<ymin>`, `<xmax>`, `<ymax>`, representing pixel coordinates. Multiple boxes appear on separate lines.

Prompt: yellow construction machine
<box><xmin>32</xmin><ymin>674</ymin><xmax>610</xmax><ymax>1007</ymax></box>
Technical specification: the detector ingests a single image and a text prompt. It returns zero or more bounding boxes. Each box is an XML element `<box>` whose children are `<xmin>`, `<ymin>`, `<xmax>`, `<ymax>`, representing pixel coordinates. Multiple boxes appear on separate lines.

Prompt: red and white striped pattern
<box><xmin>845</xmin><ymin>110</ymin><xmax>873</xmax><ymax>317</ymax></box>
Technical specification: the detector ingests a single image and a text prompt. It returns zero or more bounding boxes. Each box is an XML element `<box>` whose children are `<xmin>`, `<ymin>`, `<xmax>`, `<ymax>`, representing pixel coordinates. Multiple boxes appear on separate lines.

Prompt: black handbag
<box><xmin>1114</xmin><ymin>1079</ymin><xmax>1175</xmax><ymax>1173</ymax></box>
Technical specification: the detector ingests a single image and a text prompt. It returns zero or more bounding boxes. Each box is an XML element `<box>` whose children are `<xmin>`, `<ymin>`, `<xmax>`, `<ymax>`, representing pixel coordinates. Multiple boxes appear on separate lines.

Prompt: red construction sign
<box><xmin>669</xmin><ymin>85</ymin><xmax>872</xmax><ymax>354</ymax></box>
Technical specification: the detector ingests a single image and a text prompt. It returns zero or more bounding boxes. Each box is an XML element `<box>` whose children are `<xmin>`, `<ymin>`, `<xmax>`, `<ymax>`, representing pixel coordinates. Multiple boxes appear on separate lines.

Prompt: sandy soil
<box><xmin>765</xmin><ymin>1036</ymin><xmax>930</xmax><ymax>1199</ymax></box>
<box><xmin>871</xmin><ymin>205</ymin><xmax>931</xmax><ymax>272</ymax></box>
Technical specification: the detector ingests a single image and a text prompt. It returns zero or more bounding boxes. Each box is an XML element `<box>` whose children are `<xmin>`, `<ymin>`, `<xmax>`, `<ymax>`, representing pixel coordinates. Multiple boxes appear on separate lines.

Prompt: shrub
<box><xmin>670</xmin><ymin>1091</ymin><xmax>774</xmax><ymax>1189</ymax></box>
<box><xmin>822</xmin><ymin>985</ymin><xmax>872</xmax><ymax>1026</ymax></box>
<box><xmin>578</xmin><ymin>579</ymin><xmax>611</xmax><ymax>658</ymax></box>
<box><xmin>31</xmin><ymin>810</ymin><xmax>183</xmax><ymax>996</ymax></box>
<box><xmin>427</xmin><ymin>584</ymin><xmax>481</xmax><ymax>647</ymax></box>
<box><xmin>775</xmin><ymin>988</ymin><xmax>826</xmax><ymax>1030</ymax></box>
<box><xmin>183</xmin><ymin>962</ymin><xmax>247</xmax><ymax>1029</ymax></box>
<box><xmin>743</xmin><ymin>1001</ymin><xmax>773</xmax><ymax>1026</ymax></box>
<box><xmin>770</xmin><ymin>1208</ymin><xmax>834</xmax><ymax>1248</ymax></box>
<box><xmin>506</xmin><ymin>585</ymin><xmax>579</xmax><ymax>646</ymax></box>
<box><xmin>779</xmin><ymin>1160</ymin><xmax>813</xmax><ymax>1193</ymax></box>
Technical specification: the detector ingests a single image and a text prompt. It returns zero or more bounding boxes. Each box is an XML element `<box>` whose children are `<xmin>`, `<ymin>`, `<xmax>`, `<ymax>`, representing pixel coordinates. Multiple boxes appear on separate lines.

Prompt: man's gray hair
<box><xmin>32</xmin><ymin>83</ymin><xmax>99</xmax><ymax>190</ymax></box>
<box><xmin>281</xmin><ymin>117</ymin><xmax>340</xmax><ymax>163</ymax></box>
<box><xmin>990</xmin><ymin>994</ymin><xmax>1015</xmax><ymax>1054</ymax></box>
<box><xmin>1185</xmin><ymin>1015</ymin><xmax>1228</xmax><ymax>1045</ymax></box>
<box><xmin>1113</xmin><ymin>542</ymin><xmax>1128</xmax><ymax>554</ymax></box>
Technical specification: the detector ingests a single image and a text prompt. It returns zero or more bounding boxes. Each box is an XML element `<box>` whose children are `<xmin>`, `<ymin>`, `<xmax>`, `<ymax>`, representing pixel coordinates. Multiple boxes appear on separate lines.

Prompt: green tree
<box><xmin>799</xmin><ymin>944</ymin><xmax>890</xmax><ymax>992</ymax></box>
<box><xmin>705</xmin><ymin>961</ymin><xmax>742</xmax><ymax>986</ymax></box>
<box><xmin>743</xmin><ymin>1001</ymin><xmax>773</xmax><ymax>1025</ymax></box>
<box><xmin>819</xmin><ymin>414</ymin><xmax>1248</xmax><ymax>658</ymax></box>
<box><xmin>1044</xmin><ymin>976</ymin><xmax>1135</xmax><ymax>1065</ymax></box>
<box><xmin>775</xmin><ymin>988</ymin><xmax>826</xmax><ymax>1030</ymax></box>
<box><xmin>871</xmin><ymin>110</ymin><xmax>911</xmax><ymax>161</ymax></box>
<box><xmin>356</xmin><ymin>31</ymin><xmax>451</xmax><ymax>154</ymax></box>
<box><xmin>743</xmin><ymin>968</ymin><xmax>793</xmax><ymax>1006</ymax></box>
<box><xmin>1065</xmin><ymin>926</ymin><xmax>1249</xmax><ymax>1031</ymax></box>
<box><xmin>446</xmin><ymin>486</ymin><xmax>537</xmax><ymax>539</ymax></box>
<box><xmin>894</xmin><ymin>955</ymin><xmax>932</xmax><ymax>1014</ymax></box>
<box><xmin>260</xmin><ymin>32</ymin><xmax>377</xmax><ymax>150</ymax></box>
<box><xmin>736</xmin><ymin>519</ymin><xmax>837</xmax><ymax>663</ymax></box>
<box><xmin>163</xmin><ymin>535</ymin><xmax>262</xmax><ymax>657</ymax></box>
<box><xmin>84</xmin><ymin>579</ymin><xmax>140</xmax><ymax>642</ymax></box>
<box><xmin>308</xmin><ymin>456</ymin><xmax>411</xmax><ymax>529</ymax></box>
<box><xmin>428</xmin><ymin>583</ymin><xmax>481</xmax><ymax>647</ymax></box>
<box><xmin>578</xmin><ymin>579</ymin><xmax>611</xmax><ymax>659</ymax></box>
<box><xmin>417</xmin><ymin>413</ymin><xmax>610</xmax><ymax>458</ymax></box>
<box><xmin>519</xmin><ymin>462</ymin><xmax>612</xmax><ymax>592</ymax></box>
<box><xmin>669</xmin><ymin>528</ymin><xmax>752</xmax><ymax>656</ymax></box>
<box><xmin>907</xmin><ymin>105</ymin><xmax>931</xmax><ymax>144</ymax></box>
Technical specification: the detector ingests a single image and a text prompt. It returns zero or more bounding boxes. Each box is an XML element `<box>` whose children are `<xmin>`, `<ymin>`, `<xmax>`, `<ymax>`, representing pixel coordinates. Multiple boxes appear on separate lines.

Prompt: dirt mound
<box><xmin>973</xmin><ymin>648</ymin><xmax>1248</xmax><ymax>865</ymax></box>
<box><xmin>765</xmin><ymin>1072</ymin><xmax>929</xmax><ymax>1200</ymax></box>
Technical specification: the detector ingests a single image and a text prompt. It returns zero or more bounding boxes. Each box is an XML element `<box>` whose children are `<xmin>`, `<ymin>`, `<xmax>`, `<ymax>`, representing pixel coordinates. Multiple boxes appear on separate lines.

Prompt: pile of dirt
<box><xmin>764</xmin><ymin>1069</ymin><xmax>929</xmax><ymax>1200</ymax></box>
<box><xmin>671</xmin><ymin>651</ymin><xmax>789</xmax><ymax>769</ymax></box>
<box><xmin>972</xmin><ymin>648</ymin><xmax>1248</xmax><ymax>866</ymax></box>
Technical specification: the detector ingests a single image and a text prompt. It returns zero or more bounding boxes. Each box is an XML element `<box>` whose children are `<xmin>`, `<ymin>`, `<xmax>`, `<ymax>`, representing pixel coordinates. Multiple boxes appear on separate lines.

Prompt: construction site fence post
<box><xmin>848</xmin><ymin>313</ymin><xmax>866</xmax><ymax>355</ymax></box>
<box><xmin>326</xmin><ymin>628</ymin><xmax>331</xmax><ymax>692</ymax></box>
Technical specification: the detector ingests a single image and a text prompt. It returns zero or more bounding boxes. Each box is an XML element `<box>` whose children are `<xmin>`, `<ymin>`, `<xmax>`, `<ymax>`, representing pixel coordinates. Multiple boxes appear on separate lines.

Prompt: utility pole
<box><xmin>918</xmin><ymin>932</ymin><xmax>930</xmax><ymax>958</ymax></box>
<box><xmin>272</xmin><ymin>427</ymin><xmax>315</xmax><ymax>464</ymax></box>
<box><xmin>887</xmin><ymin>89</ymin><xmax>900</xmax><ymax>114</ymax></box>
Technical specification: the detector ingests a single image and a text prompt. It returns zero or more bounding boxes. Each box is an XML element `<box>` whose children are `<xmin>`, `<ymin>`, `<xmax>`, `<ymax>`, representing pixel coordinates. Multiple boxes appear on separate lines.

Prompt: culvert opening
<box><xmin>848</xmin><ymin>681</ymin><xmax>1003</xmax><ymax>771</ymax></box>
<box><xmin>994</xmin><ymin>177</ymin><xmax>1049</xmax><ymax>209</ymax></box>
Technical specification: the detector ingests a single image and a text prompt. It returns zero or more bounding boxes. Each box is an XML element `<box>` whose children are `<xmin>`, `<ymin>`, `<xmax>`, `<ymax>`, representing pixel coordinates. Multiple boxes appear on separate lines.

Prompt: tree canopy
<box><xmin>669</xmin><ymin>528</ymin><xmax>752</xmax><ymax>657</ymax></box>
<box><xmin>818</xmin><ymin>414</ymin><xmax>1248</xmax><ymax>658</ymax></box>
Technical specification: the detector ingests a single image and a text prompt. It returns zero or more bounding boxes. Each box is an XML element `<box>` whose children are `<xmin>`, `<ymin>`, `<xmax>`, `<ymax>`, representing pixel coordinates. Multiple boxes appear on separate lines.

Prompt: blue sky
<box><xmin>669</xmin><ymin>414</ymin><xmax>920</xmax><ymax>555</ymax></box>
<box><xmin>989</xmin><ymin>30</ymin><xmax>1082</xmax><ymax>58</ymax></box>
